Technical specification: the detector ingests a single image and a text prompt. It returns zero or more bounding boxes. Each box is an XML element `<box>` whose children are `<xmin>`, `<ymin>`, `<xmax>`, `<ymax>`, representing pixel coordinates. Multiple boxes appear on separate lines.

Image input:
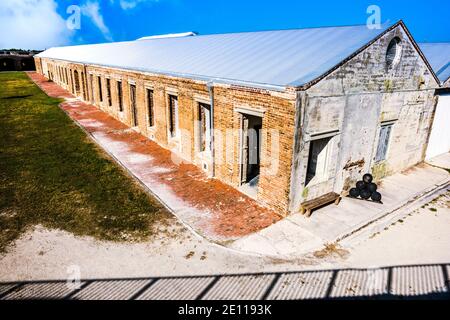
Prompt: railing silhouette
<box><xmin>1</xmin><ymin>263</ymin><xmax>449</xmax><ymax>300</ymax></box>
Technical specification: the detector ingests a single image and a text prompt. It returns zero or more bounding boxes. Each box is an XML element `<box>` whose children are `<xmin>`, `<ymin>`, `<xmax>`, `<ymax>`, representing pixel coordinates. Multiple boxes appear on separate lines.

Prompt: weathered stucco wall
<box><xmin>289</xmin><ymin>24</ymin><xmax>439</xmax><ymax>213</ymax></box>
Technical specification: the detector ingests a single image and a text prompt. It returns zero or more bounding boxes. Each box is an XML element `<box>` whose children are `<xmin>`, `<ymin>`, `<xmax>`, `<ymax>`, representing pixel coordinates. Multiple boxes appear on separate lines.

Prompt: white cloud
<box><xmin>0</xmin><ymin>0</ymin><xmax>72</xmax><ymax>50</ymax></box>
<box><xmin>81</xmin><ymin>1</ymin><xmax>113</xmax><ymax>41</ymax></box>
<box><xmin>118</xmin><ymin>0</ymin><xmax>159</xmax><ymax>10</ymax></box>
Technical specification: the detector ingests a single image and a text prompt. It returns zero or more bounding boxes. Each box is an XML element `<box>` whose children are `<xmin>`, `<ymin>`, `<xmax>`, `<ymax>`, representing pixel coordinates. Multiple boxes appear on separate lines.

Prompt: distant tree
<box><xmin>0</xmin><ymin>48</ymin><xmax>43</xmax><ymax>55</ymax></box>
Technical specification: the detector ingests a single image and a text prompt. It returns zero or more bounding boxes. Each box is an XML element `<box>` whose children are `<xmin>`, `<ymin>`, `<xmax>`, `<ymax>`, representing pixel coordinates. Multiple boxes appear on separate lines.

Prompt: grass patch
<box><xmin>0</xmin><ymin>72</ymin><xmax>172</xmax><ymax>252</ymax></box>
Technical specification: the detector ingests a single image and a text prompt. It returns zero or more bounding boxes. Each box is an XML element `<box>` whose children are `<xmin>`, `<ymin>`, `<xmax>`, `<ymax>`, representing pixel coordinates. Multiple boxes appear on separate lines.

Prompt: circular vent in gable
<box><xmin>386</xmin><ymin>37</ymin><xmax>402</xmax><ymax>68</ymax></box>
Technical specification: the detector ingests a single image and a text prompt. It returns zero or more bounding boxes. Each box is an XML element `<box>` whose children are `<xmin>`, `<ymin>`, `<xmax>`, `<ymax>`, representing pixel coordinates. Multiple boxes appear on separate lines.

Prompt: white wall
<box><xmin>426</xmin><ymin>93</ymin><xmax>450</xmax><ymax>159</ymax></box>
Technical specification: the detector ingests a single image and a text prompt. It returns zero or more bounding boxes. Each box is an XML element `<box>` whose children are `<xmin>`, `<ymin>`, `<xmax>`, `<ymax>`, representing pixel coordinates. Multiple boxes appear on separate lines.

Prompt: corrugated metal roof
<box><xmin>419</xmin><ymin>43</ymin><xmax>450</xmax><ymax>84</ymax></box>
<box><xmin>36</xmin><ymin>23</ymin><xmax>393</xmax><ymax>89</ymax></box>
<box><xmin>136</xmin><ymin>32</ymin><xmax>197</xmax><ymax>41</ymax></box>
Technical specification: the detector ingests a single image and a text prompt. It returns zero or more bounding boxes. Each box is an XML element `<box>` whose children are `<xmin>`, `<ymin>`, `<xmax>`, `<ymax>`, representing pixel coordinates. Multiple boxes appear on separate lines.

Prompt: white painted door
<box><xmin>306</xmin><ymin>137</ymin><xmax>331</xmax><ymax>185</ymax></box>
<box><xmin>204</xmin><ymin>106</ymin><xmax>211</xmax><ymax>151</ymax></box>
<box><xmin>426</xmin><ymin>93</ymin><xmax>450</xmax><ymax>159</ymax></box>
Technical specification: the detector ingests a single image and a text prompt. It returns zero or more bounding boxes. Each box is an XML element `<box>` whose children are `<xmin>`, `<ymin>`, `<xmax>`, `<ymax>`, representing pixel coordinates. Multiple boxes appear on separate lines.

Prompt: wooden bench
<box><xmin>300</xmin><ymin>192</ymin><xmax>341</xmax><ymax>217</ymax></box>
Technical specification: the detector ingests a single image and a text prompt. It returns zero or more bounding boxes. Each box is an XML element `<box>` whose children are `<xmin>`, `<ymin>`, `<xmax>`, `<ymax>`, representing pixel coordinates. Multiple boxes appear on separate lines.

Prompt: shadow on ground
<box><xmin>1</xmin><ymin>263</ymin><xmax>449</xmax><ymax>300</ymax></box>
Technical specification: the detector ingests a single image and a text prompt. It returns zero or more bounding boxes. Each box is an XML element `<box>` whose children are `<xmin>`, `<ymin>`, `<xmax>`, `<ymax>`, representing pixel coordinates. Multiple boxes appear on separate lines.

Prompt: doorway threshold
<box><xmin>239</xmin><ymin>175</ymin><xmax>259</xmax><ymax>199</ymax></box>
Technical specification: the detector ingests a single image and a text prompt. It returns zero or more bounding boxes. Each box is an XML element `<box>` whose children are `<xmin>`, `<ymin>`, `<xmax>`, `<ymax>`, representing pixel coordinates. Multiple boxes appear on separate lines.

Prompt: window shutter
<box><xmin>375</xmin><ymin>125</ymin><xmax>392</xmax><ymax>162</ymax></box>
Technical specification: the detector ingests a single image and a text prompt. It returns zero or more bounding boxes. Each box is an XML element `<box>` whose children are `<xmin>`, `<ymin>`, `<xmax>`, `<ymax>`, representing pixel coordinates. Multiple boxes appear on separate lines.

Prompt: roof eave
<box><xmin>37</xmin><ymin>56</ymin><xmax>289</xmax><ymax>92</ymax></box>
<box><xmin>399</xmin><ymin>21</ymin><xmax>442</xmax><ymax>86</ymax></box>
<box><xmin>291</xmin><ymin>20</ymin><xmax>441</xmax><ymax>91</ymax></box>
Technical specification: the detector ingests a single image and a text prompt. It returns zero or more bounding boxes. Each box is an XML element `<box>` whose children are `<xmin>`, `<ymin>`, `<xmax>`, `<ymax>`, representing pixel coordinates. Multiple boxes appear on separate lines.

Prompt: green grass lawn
<box><xmin>0</xmin><ymin>72</ymin><xmax>172</xmax><ymax>252</ymax></box>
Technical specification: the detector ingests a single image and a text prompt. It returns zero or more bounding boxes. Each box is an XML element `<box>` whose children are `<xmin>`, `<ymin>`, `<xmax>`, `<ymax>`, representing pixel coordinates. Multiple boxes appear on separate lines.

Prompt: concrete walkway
<box><xmin>427</xmin><ymin>152</ymin><xmax>450</xmax><ymax>170</ymax></box>
<box><xmin>28</xmin><ymin>72</ymin><xmax>281</xmax><ymax>243</ymax></box>
<box><xmin>231</xmin><ymin>159</ymin><xmax>450</xmax><ymax>258</ymax></box>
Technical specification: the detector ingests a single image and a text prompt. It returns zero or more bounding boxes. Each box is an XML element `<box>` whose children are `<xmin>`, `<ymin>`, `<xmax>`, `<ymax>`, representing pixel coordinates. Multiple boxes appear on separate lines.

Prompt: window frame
<box><xmin>73</xmin><ymin>70</ymin><xmax>80</xmax><ymax>94</ymax></box>
<box><xmin>97</xmin><ymin>76</ymin><xmax>103</xmax><ymax>102</ymax></box>
<box><xmin>375</xmin><ymin>122</ymin><xmax>393</xmax><ymax>163</ymax></box>
<box><xmin>168</xmin><ymin>94</ymin><xmax>179</xmax><ymax>138</ymax></box>
<box><xmin>117</xmin><ymin>80</ymin><xmax>123</xmax><ymax>112</ymax></box>
<box><xmin>129</xmin><ymin>83</ymin><xmax>138</xmax><ymax>127</ymax></box>
<box><xmin>89</xmin><ymin>74</ymin><xmax>94</xmax><ymax>103</ymax></box>
<box><xmin>146</xmin><ymin>88</ymin><xmax>155</xmax><ymax>127</ymax></box>
<box><xmin>81</xmin><ymin>71</ymin><xmax>86</xmax><ymax>100</ymax></box>
<box><xmin>70</xmin><ymin>70</ymin><xmax>75</xmax><ymax>94</ymax></box>
<box><xmin>305</xmin><ymin>136</ymin><xmax>334</xmax><ymax>186</ymax></box>
<box><xmin>198</xmin><ymin>102</ymin><xmax>212</xmax><ymax>153</ymax></box>
<box><xmin>106</xmin><ymin>78</ymin><xmax>112</xmax><ymax>107</ymax></box>
<box><xmin>386</xmin><ymin>37</ymin><xmax>402</xmax><ymax>69</ymax></box>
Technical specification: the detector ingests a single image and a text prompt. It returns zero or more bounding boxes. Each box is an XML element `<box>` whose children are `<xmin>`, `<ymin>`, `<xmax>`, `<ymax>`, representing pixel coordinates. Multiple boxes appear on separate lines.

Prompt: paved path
<box><xmin>231</xmin><ymin>160</ymin><xmax>450</xmax><ymax>257</ymax></box>
<box><xmin>427</xmin><ymin>152</ymin><xmax>450</xmax><ymax>170</ymax></box>
<box><xmin>1</xmin><ymin>263</ymin><xmax>449</xmax><ymax>300</ymax></box>
<box><xmin>27</xmin><ymin>72</ymin><xmax>281</xmax><ymax>243</ymax></box>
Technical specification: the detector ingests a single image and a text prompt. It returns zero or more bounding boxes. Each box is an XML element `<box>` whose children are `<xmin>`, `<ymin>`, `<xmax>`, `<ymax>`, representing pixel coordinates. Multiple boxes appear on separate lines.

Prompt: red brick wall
<box><xmin>35</xmin><ymin>60</ymin><xmax>297</xmax><ymax>215</ymax></box>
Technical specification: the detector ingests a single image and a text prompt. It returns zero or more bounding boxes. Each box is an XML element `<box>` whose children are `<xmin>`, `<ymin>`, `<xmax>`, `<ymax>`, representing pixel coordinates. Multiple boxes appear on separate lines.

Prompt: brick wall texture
<box><xmin>35</xmin><ymin>55</ymin><xmax>297</xmax><ymax>215</ymax></box>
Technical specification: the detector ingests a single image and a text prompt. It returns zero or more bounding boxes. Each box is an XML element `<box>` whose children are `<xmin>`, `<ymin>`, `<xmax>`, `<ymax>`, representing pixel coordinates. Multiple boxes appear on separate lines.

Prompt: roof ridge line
<box><xmin>188</xmin><ymin>22</ymin><xmax>389</xmax><ymax>38</ymax></box>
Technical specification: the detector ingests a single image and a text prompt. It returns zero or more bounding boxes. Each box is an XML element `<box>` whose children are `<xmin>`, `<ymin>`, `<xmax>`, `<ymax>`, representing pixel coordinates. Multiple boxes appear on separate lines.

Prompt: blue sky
<box><xmin>1</xmin><ymin>0</ymin><xmax>449</xmax><ymax>49</ymax></box>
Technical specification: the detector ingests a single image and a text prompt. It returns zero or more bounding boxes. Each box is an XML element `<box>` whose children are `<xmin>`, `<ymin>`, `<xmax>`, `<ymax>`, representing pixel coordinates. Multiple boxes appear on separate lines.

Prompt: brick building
<box><xmin>34</xmin><ymin>21</ymin><xmax>442</xmax><ymax>216</ymax></box>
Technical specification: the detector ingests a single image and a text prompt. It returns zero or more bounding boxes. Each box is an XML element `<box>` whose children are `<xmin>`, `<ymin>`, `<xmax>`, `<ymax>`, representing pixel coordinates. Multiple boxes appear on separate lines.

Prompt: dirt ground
<box><xmin>343</xmin><ymin>191</ymin><xmax>450</xmax><ymax>267</ymax></box>
<box><xmin>0</xmin><ymin>192</ymin><xmax>448</xmax><ymax>282</ymax></box>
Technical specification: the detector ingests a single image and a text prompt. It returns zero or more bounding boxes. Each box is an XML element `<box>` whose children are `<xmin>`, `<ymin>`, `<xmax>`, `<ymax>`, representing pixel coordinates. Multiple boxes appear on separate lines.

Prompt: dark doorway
<box><xmin>81</xmin><ymin>72</ymin><xmax>87</xmax><ymax>101</ymax></box>
<box><xmin>106</xmin><ymin>78</ymin><xmax>111</xmax><ymax>106</ymax></box>
<box><xmin>73</xmin><ymin>70</ymin><xmax>80</xmax><ymax>95</ymax></box>
<box><xmin>130</xmin><ymin>84</ymin><xmax>138</xmax><ymax>126</ymax></box>
<box><xmin>240</xmin><ymin>114</ymin><xmax>262</xmax><ymax>186</ymax></box>
<box><xmin>117</xmin><ymin>80</ymin><xmax>123</xmax><ymax>111</ymax></box>
<box><xmin>168</xmin><ymin>95</ymin><xmax>178</xmax><ymax>138</ymax></box>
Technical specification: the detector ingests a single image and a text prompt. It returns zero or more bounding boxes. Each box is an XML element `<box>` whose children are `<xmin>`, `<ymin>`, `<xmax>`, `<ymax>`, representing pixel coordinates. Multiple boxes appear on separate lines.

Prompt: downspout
<box><xmin>207</xmin><ymin>81</ymin><xmax>215</xmax><ymax>177</ymax></box>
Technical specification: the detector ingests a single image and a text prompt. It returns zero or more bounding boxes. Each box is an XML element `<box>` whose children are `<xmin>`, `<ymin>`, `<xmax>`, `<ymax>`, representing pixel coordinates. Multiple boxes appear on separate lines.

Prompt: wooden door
<box><xmin>240</xmin><ymin>115</ymin><xmax>249</xmax><ymax>184</ymax></box>
<box><xmin>130</xmin><ymin>84</ymin><xmax>137</xmax><ymax>126</ymax></box>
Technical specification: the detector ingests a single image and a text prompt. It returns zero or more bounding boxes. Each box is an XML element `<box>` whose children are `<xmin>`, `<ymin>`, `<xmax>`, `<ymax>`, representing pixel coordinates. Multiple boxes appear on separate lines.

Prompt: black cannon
<box><xmin>348</xmin><ymin>173</ymin><xmax>382</xmax><ymax>203</ymax></box>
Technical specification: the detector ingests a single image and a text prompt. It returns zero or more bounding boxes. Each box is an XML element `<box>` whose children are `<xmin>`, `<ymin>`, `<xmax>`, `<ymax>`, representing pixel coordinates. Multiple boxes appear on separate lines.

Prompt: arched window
<box><xmin>386</xmin><ymin>37</ymin><xmax>402</xmax><ymax>68</ymax></box>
